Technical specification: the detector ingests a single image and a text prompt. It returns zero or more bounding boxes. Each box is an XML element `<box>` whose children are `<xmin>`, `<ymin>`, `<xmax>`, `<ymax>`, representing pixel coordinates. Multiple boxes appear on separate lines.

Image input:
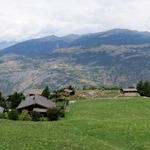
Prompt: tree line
<box><xmin>137</xmin><ymin>80</ymin><xmax>150</xmax><ymax>97</ymax></box>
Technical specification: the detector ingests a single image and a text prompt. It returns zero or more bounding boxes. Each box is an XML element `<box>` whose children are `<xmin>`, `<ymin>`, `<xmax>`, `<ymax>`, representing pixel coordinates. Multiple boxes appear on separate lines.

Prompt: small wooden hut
<box><xmin>121</xmin><ymin>88</ymin><xmax>139</xmax><ymax>97</ymax></box>
<box><xmin>29</xmin><ymin>89</ymin><xmax>43</xmax><ymax>96</ymax></box>
<box><xmin>63</xmin><ymin>89</ymin><xmax>74</xmax><ymax>96</ymax></box>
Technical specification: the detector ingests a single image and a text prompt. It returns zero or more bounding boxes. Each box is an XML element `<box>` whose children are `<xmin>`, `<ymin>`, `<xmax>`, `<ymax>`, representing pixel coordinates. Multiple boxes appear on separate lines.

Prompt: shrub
<box><xmin>0</xmin><ymin>112</ymin><xmax>8</xmax><ymax>119</ymax></box>
<box><xmin>56</xmin><ymin>101</ymin><xmax>66</xmax><ymax>109</ymax></box>
<box><xmin>31</xmin><ymin>111</ymin><xmax>41</xmax><ymax>121</ymax></box>
<box><xmin>8</xmin><ymin>109</ymin><xmax>19</xmax><ymax>120</ymax></box>
<box><xmin>99</xmin><ymin>86</ymin><xmax>121</xmax><ymax>90</ymax></box>
<box><xmin>65</xmin><ymin>100</ymin><xmax>69</xmax><ymax>106</ymax></box>
<box><xmin>83</xmin><ymin>85</ymin><xmax>87</xmax><ymax>90</ymax></box>
<box><xmin>4</xmin><ymin>112</ymin><xmax>8</xmax><ymax>119</ymax></box>
<box><xmin>89</xmin><ymin>86</ymin><xmax>97</xmax><ymax>90</ymax></box>
<box><xmin>56</xmin><ymin>88</ymin><xmax>66</xmax><ymax>93</ymax></box>
<box><xmin>50</xmin><ymin>92</ymin><xmax>61</xmax><ymax>99</ymax></box>
<box><xmin>19</xmin><ymin>110</ymin><xmax>31</xmax><ymax>121</ymax></box>
<box><xmin>40</xmin><ymin>117</ymin><xmax>48</xmax><ymax>121</ymax></box>
<box><xmin>60</xmin><ymin>109</ymin><xmax>65</xmax><ymax>118</ymax></box>
<box><xmin>0</xmin><ymin>113</ymin><xmax>5</xmax><ymax>119</ymax></box>
<box><xmin>47</xmin><ymin>107</ymin><xmax>60</xmax><ymax>121</ymax></box>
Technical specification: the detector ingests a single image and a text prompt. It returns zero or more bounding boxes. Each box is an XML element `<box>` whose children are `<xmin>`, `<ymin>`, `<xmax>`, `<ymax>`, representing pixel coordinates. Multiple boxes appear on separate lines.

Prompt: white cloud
<box><xmin>0</xmin><ymin>0</ymin><xmax>150</xmax><ymax>41</ymax></box>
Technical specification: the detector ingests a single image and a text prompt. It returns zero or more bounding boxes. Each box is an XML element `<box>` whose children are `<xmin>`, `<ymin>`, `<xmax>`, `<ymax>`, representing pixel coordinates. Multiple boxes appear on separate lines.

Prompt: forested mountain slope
<box><xmin>0</xmin><ymin>29</ymin><xmax>150</xmax><ymax>94</ymax></box>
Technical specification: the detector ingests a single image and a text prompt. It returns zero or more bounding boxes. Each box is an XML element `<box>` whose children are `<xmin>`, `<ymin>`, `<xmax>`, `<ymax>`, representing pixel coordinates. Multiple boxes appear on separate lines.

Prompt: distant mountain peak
<box><xmin>2</xmin><ymin>28</ymin><xmax>150</xmax><ymax>57</ymax></box>
<box><xmin>61</xmin><ymin>34</ymin><xmax>81</xmax><ymax>42</ymax></box>
<box><xmin>105</xmin><ymin>28</ymin><xmax>150</xmax><ymax>37</ymax></box>
<box><xmin>39</xmin><ymin>35</ymin><xmax>60</xmax><ymax>41</ymax></box>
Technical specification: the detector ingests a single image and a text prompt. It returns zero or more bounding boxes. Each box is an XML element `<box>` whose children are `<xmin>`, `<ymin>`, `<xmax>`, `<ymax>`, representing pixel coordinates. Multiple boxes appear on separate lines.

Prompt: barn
<box><xmin>121</xmin><ymin>88</ymin><xmax>139</xmax><ymax>97</ymax></box>
<box><xmin>17</xmin><ymin>95</ymin><xmax>56</xmax><ymax>114</ymax></box>
<box><xmin>29</xmin><ymin>89</ymin><xmax>43</xmax><ymax>96</ymax></box>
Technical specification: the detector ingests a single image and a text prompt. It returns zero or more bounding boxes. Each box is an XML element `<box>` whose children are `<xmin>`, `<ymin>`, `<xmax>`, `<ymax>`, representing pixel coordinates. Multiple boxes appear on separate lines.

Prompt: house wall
<box><xmin>122</xmin><ymin>92</ymin><xmax>139</xmax><ymax>97</ymax></box>
<box><xmin>19</xmin><ymin>104</ymin><xmax>47</xmax><ymax>112</ymax></box>
<box><xmin>0</xmin><ymin>107</ymin><xmax>4</xmax><ymax>113</ymax></box>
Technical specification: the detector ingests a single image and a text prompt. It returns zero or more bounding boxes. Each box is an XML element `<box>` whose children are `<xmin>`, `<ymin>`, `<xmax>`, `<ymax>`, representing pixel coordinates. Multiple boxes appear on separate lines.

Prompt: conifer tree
<box><xmin>7</xmin><ymin>92</ymin><xmax>25</xmax><ymax>109</ymax></box>
<box><xmin>42</xmin><ymin>86</ymin><xmax>50</xmax><ymax>99</ymax></box>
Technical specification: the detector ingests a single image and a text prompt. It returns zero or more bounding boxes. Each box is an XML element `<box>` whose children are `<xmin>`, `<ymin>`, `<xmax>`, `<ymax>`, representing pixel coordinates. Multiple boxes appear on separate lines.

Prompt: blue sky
<box><xmin>0</xmin><ymin>0</ymin><xmax>150</xmax><ymax>41</ymax></box>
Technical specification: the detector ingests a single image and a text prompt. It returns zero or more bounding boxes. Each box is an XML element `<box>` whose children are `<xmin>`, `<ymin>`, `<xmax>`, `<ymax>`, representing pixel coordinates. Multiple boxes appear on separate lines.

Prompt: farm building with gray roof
<box><xmin>17</xmin><ymin>95</ymin><xmax>56</xmax><ymax>113</ymax></box>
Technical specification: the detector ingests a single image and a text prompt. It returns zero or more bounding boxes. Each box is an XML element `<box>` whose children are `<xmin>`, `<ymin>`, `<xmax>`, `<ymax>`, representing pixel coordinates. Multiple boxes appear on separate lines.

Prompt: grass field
<box><xmin>1</xmin><ymin>97</ymin><xmax>150</xmax><ymax>150</ymax></box>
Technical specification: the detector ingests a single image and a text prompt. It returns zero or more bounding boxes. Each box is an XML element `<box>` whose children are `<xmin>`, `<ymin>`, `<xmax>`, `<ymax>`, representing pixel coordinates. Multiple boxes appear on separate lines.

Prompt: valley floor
<box><xmin>0</xmin><ymin>97</ymin><xmax>150</xmax><ymax>150</ymax></box>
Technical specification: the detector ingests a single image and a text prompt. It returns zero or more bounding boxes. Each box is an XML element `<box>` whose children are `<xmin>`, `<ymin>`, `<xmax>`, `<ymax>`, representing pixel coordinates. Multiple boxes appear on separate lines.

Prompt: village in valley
<box><xmin>0</xmin><ymin>85</ymin><xmax>76</xmax><ymax>121</ymax></box>
<box><xmin>0</xmin><ymin>80</ymin><xmax>149</xmax><ymax>121</ymax></box>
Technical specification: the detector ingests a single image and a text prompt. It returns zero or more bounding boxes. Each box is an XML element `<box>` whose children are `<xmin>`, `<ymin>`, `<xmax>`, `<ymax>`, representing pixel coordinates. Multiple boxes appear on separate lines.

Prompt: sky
<box><xmin>0</xmin><ymin>0</ymin><xmax>150</xmax><ymax>41</ymax></box>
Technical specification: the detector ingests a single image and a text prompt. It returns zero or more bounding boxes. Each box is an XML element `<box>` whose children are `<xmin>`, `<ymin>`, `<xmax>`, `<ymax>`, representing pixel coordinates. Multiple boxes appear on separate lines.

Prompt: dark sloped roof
<box><xmin>17</xmin><ymin>95</ymin><xmax>56</xmax><ymax>109</ymax></box>
<box><xmin>121</xmin><ymin>88</ymin><xmax>137</xmax><ymax>92</ymax></box>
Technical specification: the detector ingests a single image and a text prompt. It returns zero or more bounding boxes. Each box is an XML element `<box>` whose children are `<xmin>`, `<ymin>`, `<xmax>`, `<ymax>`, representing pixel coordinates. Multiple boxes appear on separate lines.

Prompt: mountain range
<box><xmin>0</xmin><ymin>29</ymin><xmax>150</xmax><ymax>94</ymax></box>
<box><xmin>0</xmin><ymin>41</ymin><xmax>16</xmax><ymax>50</ymax></box>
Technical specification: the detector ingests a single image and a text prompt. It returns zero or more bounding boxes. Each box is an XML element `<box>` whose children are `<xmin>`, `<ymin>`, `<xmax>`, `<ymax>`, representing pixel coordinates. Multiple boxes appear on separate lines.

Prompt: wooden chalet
<box><xmin>64</xmin><ymin>89</ymin><xmax>74</xmax><ymax>96</ymax></box>
<box><xmin>17</xmin><ymin>95</ymin><xmax>56</xmax><ymax>113</ymax></box>
<box><xmin>29</xmin><ymin>89</ymin><xmax>43</xmax><ymax>96</ymax></box>
<box><xmin>121</xmin><ymin>88</ymin><xmax>139</xmax><ymax>97</ymax></box>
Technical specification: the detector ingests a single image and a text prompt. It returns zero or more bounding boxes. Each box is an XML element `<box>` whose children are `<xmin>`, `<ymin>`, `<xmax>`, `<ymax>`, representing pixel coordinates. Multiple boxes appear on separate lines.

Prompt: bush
<box><xmin>19</xmin><ymin>110</ymin><xmax>31</xmax><ymax>121</ymax></box>
<box><xmin>56</xmin><ymin>101</ymin><xmax>66</xmax><ymax>109</ymax></box>
<box><xmin>31</xmin><ymin>111</ymin><xmax>41</xmax><ymax>121</ymax></box>
<box><xmin>4</xmin><ymin>112</ymin><xmax>8</xmax><ymax>119</ymax></box>
<box><xmin>89</xmin><ymin>86</ymin><xmax>97</xmax><ymax>90</ymax></box>
<box><xmin>1</xmin><ymin>112</ymin><xmax>8</xmax><ymax>119</ymax></box>
<box><xmin>65</xmin><ymin>100</ymin><xmax>69</xmax><ymax>106</ymax></box>
<box><xmin>99</xmin><ymin>86</ymin><xmax>121</xmax><ymax>90</ymax></box>
<box><xmin>0</xmin><ymin>113</ymin><xmax>5</xmax><ymax>119</ymax></box>
<box><xmin>83</xmin><ymin>85</ymin><xmax>87</xmax><ymax>90</ymax></box>
<box><xmin>8</xmin><ymin>109</ymin><xmax>19</xmax><ymax>120</ymax></box>
<box><xmin>60</xmin><ymin>109</ymin><xmax>65</xmax><ymax>118</ymax></box>
<box><xmin>50</xmin><ymin>92</ymin><xmax>61</xmax><ymax>99</ymax></box>
<box><xmin>47</xmin><ymin>107</ymin><xmax>60</xmax><ymax>121</ymax></box>
<box><xmin>40</xmin><ymin>117</ymin><xmax>48</xmax><ymax>121</ymax></box>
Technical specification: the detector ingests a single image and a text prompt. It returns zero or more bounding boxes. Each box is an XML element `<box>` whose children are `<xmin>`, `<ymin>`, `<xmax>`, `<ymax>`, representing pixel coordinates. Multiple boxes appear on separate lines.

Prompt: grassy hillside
<box><xmin>1</xmin><ymin>97</ymin><xmax>150</xmax><ymax>150</ymax></box>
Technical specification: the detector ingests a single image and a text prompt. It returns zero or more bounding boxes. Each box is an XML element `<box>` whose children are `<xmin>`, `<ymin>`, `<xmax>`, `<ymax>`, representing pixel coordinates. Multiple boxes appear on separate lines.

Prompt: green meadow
<box><xmin>1</xmin><ymin>97</ymin><xmax>150</xmax><ymax>150</ymax></box>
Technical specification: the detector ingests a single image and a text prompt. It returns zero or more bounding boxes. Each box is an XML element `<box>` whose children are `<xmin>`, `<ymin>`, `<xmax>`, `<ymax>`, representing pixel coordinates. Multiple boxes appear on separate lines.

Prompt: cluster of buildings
<box><xmin>17</xmin><ymin>88</ymin><xmax>139</xmax><ymax>114</ymax></box>
<box><xmin>0</xmin><ymin>88</ymin><xmax>140</xmax><ymax>114</ymax></box>
<box><xmin>17</xmin><ymin>88</ymin><xmax>74</xmax><ymax>114</ymax></box>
